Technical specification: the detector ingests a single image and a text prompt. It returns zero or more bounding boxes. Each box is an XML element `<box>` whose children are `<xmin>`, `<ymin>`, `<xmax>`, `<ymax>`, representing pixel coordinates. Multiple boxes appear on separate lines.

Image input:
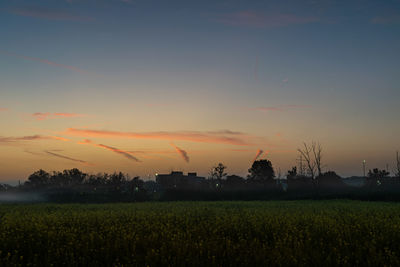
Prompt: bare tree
<box><xmin>395</xmin><ymin>151</ymin><xmax>400</xmax><ymax>178</ymax></box>
<box><xmin>297</xmin><ymin>142</ymin><xmax>323</xmax><ymax>179</ymax></box>
<box><xmin>313</xmin><ymin>142</ymin><xmax>323</xmax><ymax>177</ymax></box>
<box><xmin>297</xmin><ymin>143</ymin><xmax>316</xmax><ymax>179</ymax></box>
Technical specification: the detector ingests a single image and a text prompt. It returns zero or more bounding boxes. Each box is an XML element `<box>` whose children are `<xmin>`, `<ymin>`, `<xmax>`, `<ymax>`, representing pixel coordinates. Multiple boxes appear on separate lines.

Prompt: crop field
<box><xmin>0</xmin><ymin>201</ymin><xmax>400</xmax><ymax>266</ymax></box>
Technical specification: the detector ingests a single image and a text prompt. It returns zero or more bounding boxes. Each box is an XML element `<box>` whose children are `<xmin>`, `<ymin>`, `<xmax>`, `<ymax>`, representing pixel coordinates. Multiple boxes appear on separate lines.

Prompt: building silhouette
<box><xmin>156</xmin><ymin>171</ymin><xmax>206</xmax><ymax>189</ymax></box>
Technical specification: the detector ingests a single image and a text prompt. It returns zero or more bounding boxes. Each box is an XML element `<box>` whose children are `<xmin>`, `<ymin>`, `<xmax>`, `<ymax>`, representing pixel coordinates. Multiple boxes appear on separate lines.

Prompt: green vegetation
<box><xmin>0</xmin><ymin>201</ymin><xmax>400</xmax><ymax>266</ymax></box>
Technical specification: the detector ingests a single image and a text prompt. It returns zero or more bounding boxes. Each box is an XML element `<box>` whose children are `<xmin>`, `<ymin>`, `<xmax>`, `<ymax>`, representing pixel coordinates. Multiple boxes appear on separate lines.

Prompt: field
<box><xmin>0</xmin><ymin>201</ymin><xmax>400</xmax><ymax>266</ymax></box>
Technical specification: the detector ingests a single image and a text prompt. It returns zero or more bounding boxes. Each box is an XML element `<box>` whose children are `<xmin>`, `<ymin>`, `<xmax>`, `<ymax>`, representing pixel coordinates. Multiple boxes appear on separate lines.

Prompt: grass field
<box><xmin>0</xmin><ymin>200</ymin><xmax>400</xmax><ymax>266</ymax></box>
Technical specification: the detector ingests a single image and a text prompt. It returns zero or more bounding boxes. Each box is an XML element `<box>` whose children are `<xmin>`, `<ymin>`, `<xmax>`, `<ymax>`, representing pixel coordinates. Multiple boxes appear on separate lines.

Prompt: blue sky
<box><xmin>0</xmin><ymin>0</ymin><xmax>400</xmax><ymax>181</ymax></box>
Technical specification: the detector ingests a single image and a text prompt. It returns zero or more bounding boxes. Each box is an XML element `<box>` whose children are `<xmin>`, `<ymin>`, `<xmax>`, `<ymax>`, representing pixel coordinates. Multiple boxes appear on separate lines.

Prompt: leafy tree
<box><xmin>367</xmin><ymin>168</ymin><xmax>390</xmax><ymax>187</ymax></box>
<box><xmin>209</xmin><ymin>163</ymin><xmax>227</xmax><ymax>180</ymax></box>
<box><xmin>129</xmin><ymin>177</ymin><xmax>144</xmax><ymax>193</ymax></box>
<box><xmin>0</xmin><ymin>184</ymin><xmax>7</xmax><ymax>191</ymax></box>
<box><xmin>286</xmin><ymin>166</ymin><xmax>297</xmax><ymax>180</ymax></box>
<box><xmin>317</xmin><ymin>171</ymin><xmax>344</xmax><ymax>187</ymax></box>
<box><xmin>26</xmin><ymin>169</ymin><xmax>50</xmax><ymax>188</ymax></box>
<box><xmin>62</xmin><ymin>168</ymin><xmax>87</xmax><ymax>185</ymax></box>
<box><xmin>109</xmin><ymin>172</ymin><xmax>127</xmax><ymax>185</ymax></box>
<box><xmin>248</xmin><ymin>159</ymin><xmax>275</xmax><ymax>182</ymax></box>
<box><xmin>225</xmin><ymin>175</ymin><xmax>245</xmax><ymax>186</ymax></box>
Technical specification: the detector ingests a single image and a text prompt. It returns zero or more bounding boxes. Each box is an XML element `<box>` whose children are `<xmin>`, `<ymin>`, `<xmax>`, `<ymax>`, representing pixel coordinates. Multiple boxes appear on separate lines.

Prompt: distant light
<box><xmin>155</xmin><ymin>173</ymin><xmax>158</xmax><ymax>176</ymax></box>
<box><xmin>363</xmin><ymin>160</ymin><xmax>366</xmax><ymax>163</ymax></box>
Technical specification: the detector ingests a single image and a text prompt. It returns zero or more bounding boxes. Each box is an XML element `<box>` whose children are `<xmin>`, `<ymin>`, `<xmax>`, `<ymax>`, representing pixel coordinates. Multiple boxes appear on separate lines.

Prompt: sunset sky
<box><xmin>1</xmin><ymin>0</ymin><xmax>400</xmax><ymax>182</ymax></box>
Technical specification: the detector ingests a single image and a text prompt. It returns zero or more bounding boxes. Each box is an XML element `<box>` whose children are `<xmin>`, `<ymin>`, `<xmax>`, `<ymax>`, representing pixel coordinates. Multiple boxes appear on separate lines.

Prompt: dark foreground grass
<box><xmin>0</xmin><ymin>200</ymin><xmax>400</xmax><ymax>266</ymax></box>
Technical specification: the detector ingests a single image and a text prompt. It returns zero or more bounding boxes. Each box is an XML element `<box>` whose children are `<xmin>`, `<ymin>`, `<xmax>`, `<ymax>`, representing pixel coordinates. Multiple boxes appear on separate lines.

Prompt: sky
<box><xmin>1</xmin><ymin>0</ymin><xmax>400</xmax><ymax>182</ymax></box>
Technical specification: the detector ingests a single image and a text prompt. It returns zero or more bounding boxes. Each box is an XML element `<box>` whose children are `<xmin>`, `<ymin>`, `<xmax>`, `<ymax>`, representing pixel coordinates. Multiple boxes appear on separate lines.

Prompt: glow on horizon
<box><xmin>0</xmin><ymin>0</ymin><xmax>399</xmax><ymax>181</ymax></box>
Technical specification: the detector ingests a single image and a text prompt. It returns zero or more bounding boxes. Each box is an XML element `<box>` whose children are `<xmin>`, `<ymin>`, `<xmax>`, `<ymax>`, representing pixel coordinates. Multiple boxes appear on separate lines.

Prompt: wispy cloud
<box><xmin>64</xmin><ymin>128</ymin><xmax>251</xmax><ymax>146</ymax></box>
<box><xmin>0</xmin><ymin>50</ymin><xmax>91</xmax><ymax>75</ymax></box>
<box><xmin>252</xmin><ymin>105</ymin><xmax>311</xmax><ymax>112</ymax></box>
<box><xmin>171</xmin><ymin>143</ymin><xmax>190</xmax><ymax>163</ymax></box>
<box><xmin>214</xmin><ymin>11</ymin><xmax>319</xmax><ymax>28</ymax></box>
<box><xmin>45</xmin><ymin>150</ymin><xmax>91</xmax><ymax>166</ymax></box>
<box><xmin>253</xmin><ymin>149</ymin><xmax>263</xmax><ymax>162</ymax></box>
<box><xmin>0</xmin><ymin>135</ymin><xmax>68</xmax><ymax>143</ymax></box>
<box><xmin>50</xmin><ymin>136</ymin><xmax>70</xmax><ymax>142</ymax></box>
<box><xmin>371</xmin><ymin>15</ymin><xmax>400</xmax><ymax>25</ymax></box>
<box><xmin>8</xmin><ymin>7</ymin><xmax>93</xmax><ymax>21</ymax></box>
<box><xmin>0</xmin><ymin>108</ymin><xmax>8</xmax><ymax>111</ymax></box>
<box><xmin>32</xmin><ymin>112</ymin><xmax>85</xmax><ymax>121</ymax></box>
<box><xmin>24</xmin><ymin>150</ymin><xmax>44</xmax><ymax>156</ymax></box>
<box><xmin>78</xmin><ymin>139</ymin><xmax>141</xmax><ymax>162</ymax></box>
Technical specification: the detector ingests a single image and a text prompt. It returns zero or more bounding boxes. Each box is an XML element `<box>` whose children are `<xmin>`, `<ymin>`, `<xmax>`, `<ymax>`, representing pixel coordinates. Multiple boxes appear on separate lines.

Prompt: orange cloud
<box><xmin>0</xmin><ymin>135</ymin><xmax>69</xmax><ymax>144</ymax></box>
<box><xmin>230</xmin><ymin>149</ymin><xmax>253</xmax><ymax>152</ymax></box>
<box><xmin>78</xmin><ymin>139</ymin><xmax>141</xmax><ymax>162</ymax></box>
<box><xmin>0</xmin><ymin>108</ymin><xmax>7</xmax><ymax>111</ymax></box>
<box><xmin>171</xmin><ymin>143</ymin><xmax>190</xmax><ymax>163</ymax></box>
<box><xmin>50</xmin><ymin>136</ymin><xmax>70</xmax><ymax>142</ymax></box>
<box><xmin>253</xmin><ymin>149</ymin><xmax>263</xmax><ymax>162</ymax></box>
<box><xmin>64</xmin><ymin>128</ymin><xmax>251</xmax><ymax>146</ymax></box>
<box><xmin>45</xmin><ymin>151</ymin><xmax>91</xmax><ymax>166</ymax></box>
<box><xmin>32</xmin><ymin>112</ymin><xmax>85</xmax><ymax>120</ymax></box>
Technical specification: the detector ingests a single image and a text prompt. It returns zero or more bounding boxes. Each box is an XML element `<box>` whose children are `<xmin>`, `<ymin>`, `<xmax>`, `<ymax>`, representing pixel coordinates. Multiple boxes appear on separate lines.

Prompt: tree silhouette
<box><xmin>287</xmin><ymin>166</ymin><xmax>297</xmax><ymax>180</ymax></box>
<box><xmin>26</xmin><ymin>169</ymin><xmax>50</xmax><ymax>188</ymax></box>
<box><xmin>248</xmin><ymin>159</ymin><xmax>275</xmax><ymax>182</ymax></box>
<box><xmin>209</xmin><ymin>163</ymin><xmax>227</xmax><ymax>180</ymax></box>
<box><xmin>63</xmin><ymin>168</ymin><xmax>87</xmax><ymax>185</ymax></box>
<box><xmin>317</xmin><ymin>171</ymin><xmax>344</xmax><ymax>188</ymax></box>
<box><xmin>395</xmin><ymin>151</ymin><xmax>400</xmax><ymax>178</ymax></box>
<box><xmin>225</xmin><ymin>175</ymin><xmax>245</xmax><ymax>186</ymax></box>
<box><xmin>297</xmin><ymin>142</ymin><xmax>323</xmax><ymax>179</ymax></box>
<box><xmin>367</xmin><ymin>168</ymin><xmax>390</xmax><ymax>187</ymax></box>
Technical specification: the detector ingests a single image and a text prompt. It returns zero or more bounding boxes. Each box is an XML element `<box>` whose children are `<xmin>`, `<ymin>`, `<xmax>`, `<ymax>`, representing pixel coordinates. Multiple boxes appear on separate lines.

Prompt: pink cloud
<box><xmin>78</xmin><ymin>139</ymin><xmax>141</xmax><ymax>162</ymax></box>
<box><xmin>0</xmin><ymin>135</ymin><xmax>69</xmax><ymax>143</ymax></box>
<box><xmin>8</xmin><ymin>7</ymin><xmax>93</xmax><ymax>21</ymax></box>
<box><xmin>0</xmin><ymin>50</ymin><xmax>91</xmax><ymax>75</ymax></box>
<box><xmin>50</xmin><ymin>136</ymin><xmax>70</xmax><ymax>142</ymax></box>
<box><xmin>253</xmin><ymin>149</ymin><xmax>263</xmax><ymax>162</ymax></box>
<box><xmin>64</xmin><ymin>128</ymin><xmax>251</xmax><ymax>146</ymax></box>
<box><xmin>32</xmin><ymin>112</ymin><xmax>85</xmax><ymax>120</ymax></box>
<box><xmin>45</xmin><ymin>151</ymin><xmax>91</xmax><ymax>166</ymax></box>
<box><xmin>214</xmin><ymin>11</ymin><xmax>319</xmax><ymax>28</ymax></box>
<box><xmin>0</xmin><ymin>108</ymin><xmax>8</xmax><ymax>111</ymax></box>
<box><xmin>171</xmin><ymin>143</ymin><xmax>190</xmax><ymax>163</ymax></box>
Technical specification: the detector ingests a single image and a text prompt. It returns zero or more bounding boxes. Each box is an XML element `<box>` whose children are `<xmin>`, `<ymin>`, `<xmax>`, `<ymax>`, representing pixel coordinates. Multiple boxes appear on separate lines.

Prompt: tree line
<box><xmin>1</xmin><ymin>143</ymin><xmax>399</xmax><ymax>202</ymax></box>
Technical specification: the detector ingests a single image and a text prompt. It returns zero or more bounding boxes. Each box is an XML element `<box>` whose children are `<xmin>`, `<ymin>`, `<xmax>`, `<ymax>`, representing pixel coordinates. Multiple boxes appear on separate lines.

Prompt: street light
<box><xmin>363</xmin><ymin>160</ymin><xmax>366</xmax><ymax>177</ymax></box>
